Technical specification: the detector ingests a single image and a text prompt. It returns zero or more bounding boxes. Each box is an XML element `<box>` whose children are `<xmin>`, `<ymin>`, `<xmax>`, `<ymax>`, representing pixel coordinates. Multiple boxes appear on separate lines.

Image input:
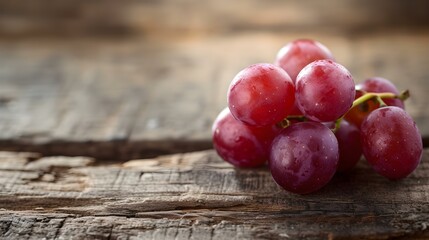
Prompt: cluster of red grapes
<box><xmin>212</xmin><ymin>39</ymin><xmax>423</xmax><ymax>194</ymax></box>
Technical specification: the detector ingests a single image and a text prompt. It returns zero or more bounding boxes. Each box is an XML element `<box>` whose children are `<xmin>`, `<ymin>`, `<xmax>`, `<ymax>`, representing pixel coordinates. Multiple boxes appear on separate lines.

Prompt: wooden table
<box><xmin>0</xmin><ymin>0</ymin><xmax>428</xmax><ymax>239</ymax></box>
<box><xmin>1</xmin><ymin>150</ymin><xmax>429</xmax><ymax>239</ymax></box>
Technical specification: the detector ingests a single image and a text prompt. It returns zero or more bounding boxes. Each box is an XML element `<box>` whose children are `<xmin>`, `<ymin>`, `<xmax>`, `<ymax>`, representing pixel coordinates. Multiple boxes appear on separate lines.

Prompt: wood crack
<box><xmin>53</xmin><ymin>217</ymin><xmax>66</xmax><ymax>239</ymax></box>
<box><xmin>0</xmin><ymin>140</ymin><xmax>213</xmax><ymax>161</ymax></box>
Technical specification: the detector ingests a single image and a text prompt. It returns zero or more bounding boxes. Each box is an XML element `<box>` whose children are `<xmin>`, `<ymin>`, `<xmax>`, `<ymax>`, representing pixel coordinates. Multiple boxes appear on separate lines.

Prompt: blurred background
<box><xmin>0</xmin><ymin>0</ymin><xmax>428</xmax><ymax>37</ymax></box>
<box><xmin>0</xmin><ymin>0</ymin><xmax>428</xmax><ymax>160</ymax></box>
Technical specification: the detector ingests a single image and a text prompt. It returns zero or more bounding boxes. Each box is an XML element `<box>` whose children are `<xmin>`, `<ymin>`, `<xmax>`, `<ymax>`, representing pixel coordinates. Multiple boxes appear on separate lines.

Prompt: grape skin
<box><xmin>227</xmin><ymin>63</ymin><xmax>295</xmax><ymax>126</ymax></box>
<box><xmin>269</xmin><ymin>122</ymin><xmax>339</xmax><ymax>194</ymax></box>
<box><xmin>360</xmin><ymin>106</ymin><xmax>423</xmax><ymax>180</ymax></box>
<box><xmin>335</xmin><ymin>120</ymin><xmax>362</xmax><ymax>172</ymax></box>
<box><xmin>295</xmin><ymin>60</ymin><xmax>355</xmax><ymax>122</ymax></box>
<box><xmin>275</xmin><ymin>39</ymin><xmax>334</xmax><ymax>82</ymax></box>
<box><xmin>212</xmin><ymin>108</ymin><xmax>281</xmax><ymax>168</ymax></box>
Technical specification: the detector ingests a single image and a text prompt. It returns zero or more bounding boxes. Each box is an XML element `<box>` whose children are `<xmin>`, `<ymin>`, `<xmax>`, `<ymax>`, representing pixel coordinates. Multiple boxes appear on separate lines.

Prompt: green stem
<box><xmin>350</xmin><ymin>90</ymin><xmax>409</xmax><ymax>109</ymax></box>
<box><xmin>350</xmin><ymin>92</ymin><xmax>393</xmax><ymax>108</ymax></box>
<box><xmin>332</xmin><ymin>90</ymin><xmax>409</xmax><ymax>132</ymax></box>
<box><xmin>398</xmin><ymin>90</ymin><xmax>410</xmax><ymax>101</ymax></box>
<box><xmin>333</xmin><ymin>117</ymin><xmax>343</xmax><ymax>133</ymax></box>
<box><xmin>286</xmin><ymin>115</ymin><xmax>307</xmax><ymax>122</ymax></box>
<box><xmin>375</xmin><ymin>96</ymin><xmax>387</xmax><ymax>107</ymax></box>
<box><xmin>276</xmin><ymin>119</ymin><xmax>290</xmax><ymax>128</ymax></box>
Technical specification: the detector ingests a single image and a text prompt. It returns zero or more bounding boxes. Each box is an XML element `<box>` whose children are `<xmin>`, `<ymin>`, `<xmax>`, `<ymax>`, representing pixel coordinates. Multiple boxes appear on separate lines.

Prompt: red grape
<box><xmin>227</xmin><ymin>63</ymin><xmax>295</xmax><ymax>127</ymax></box>
<box><xmin>212</xmin><ymin>108</ymin><xmax>281</xmax><ymax>168</ymax></box>
<box><xmin>334</xmin><ymin>120</ymin><xmax>362</xmax><ymax>172</ymax></box>
<box><xmin>295</xmin><ymin>60</ymin><xmax>355</xmax><ymax>122</ymax></box>
<box><xmin>275</xmin><ymin>39</ymin><xmax>334</xmax><ymax>82</ymax></box>
<box><xmin>269</xmin><ymin>122</ymin><xmax>339</xmax><ymax>194</ymax></box>
<box><xmin>360</xmin><ymin>106</ymin><xmax>423</xmax><ymax>180</ymax></box>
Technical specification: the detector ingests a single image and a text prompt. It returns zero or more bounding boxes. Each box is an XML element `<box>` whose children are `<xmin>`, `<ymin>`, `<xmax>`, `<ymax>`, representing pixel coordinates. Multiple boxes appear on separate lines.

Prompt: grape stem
<box><xmin>286</xmin><ymin>115</ymin><xmax>307</xmax><ymax>122</ymax></box>
<box><xmin>350</xmin><ymin>90</ymin><xmax>409</xmax><ymax>109</ymax></box>
<box><xmin>278</xmin><ymin>115</ymin><xmax>307</xmax><ymax>128</ymax></box>
<box><xmin>281</xmin><ymin>90</ymin><xmax>410</xmax><ymax>131</ymax></box>
<box><xmin>332</xmin><ymin>90</ymin><xmax>410</xmax><ymax>132</ymax></box>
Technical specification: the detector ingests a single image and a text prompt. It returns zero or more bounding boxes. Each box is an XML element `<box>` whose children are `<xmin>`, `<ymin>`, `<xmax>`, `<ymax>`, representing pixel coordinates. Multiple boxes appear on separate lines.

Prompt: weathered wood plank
<box><xmin>0</xmin><ymin>150</ymin><xmax>428</xmax><ymax>239</ymax></box>
<box><xmin>0</xmin><ymin>32</ymin><xmax>427</xmax><ymax>159</ymax></box>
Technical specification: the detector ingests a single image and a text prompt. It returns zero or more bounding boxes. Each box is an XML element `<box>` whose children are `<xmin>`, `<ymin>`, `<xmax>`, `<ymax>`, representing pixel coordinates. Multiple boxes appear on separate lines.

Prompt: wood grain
<box><xmin>0</xmin><ymin>31</ymin><xmax>427</xmax><ymax>159</ymax></box>
<box><xmin>0</xmin><ymin>149</ymin><xmax>428</xmax><ymax>239</ymax></box>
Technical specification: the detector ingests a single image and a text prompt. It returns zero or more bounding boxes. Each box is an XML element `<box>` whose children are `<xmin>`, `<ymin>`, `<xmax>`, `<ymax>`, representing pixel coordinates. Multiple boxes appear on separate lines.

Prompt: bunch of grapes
<box><xmin>212</xmin><ymin>39</ymin><xmax>423</xmax><ymax>194</ymax></box>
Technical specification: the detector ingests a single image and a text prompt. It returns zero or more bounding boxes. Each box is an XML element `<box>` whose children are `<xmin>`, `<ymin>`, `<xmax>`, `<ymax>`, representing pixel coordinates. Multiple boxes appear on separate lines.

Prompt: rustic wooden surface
<box><xmin>0</xmin><ymin>1</ymin><xmax>428</xmax><ymax>239</ymax></box>
<box><xmin>0</xmin><ymin>0</ymin><xmax>428</xmax><ymax>159</ymax></box>
<box><xmin>0</xmin><ymin>31</ymin><xmax>428</xmax><ymax>159</ymax></box>
<box><xmin>0</xmin><ymin>149</ymin><xmax>428</xmax><ymax>239</ymax></box>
